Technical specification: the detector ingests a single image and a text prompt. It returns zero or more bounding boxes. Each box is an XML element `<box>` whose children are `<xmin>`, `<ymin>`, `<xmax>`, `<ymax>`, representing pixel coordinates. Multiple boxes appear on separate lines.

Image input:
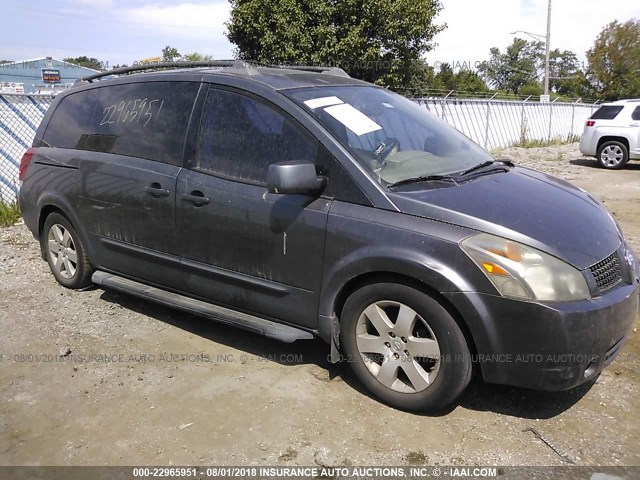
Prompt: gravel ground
<box><xmin>1</xmin><ymin>143</ymin><xmax>639</xmax><ymax>467</ymax></box>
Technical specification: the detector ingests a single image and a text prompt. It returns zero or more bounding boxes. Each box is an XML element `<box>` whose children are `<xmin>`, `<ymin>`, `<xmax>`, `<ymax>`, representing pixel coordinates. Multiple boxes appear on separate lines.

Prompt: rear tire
<box><xmin>341</xmin><ymin>282</ymin><xmax>472</xmax><ymax>412</ymax></box>
<box><xmin>597</xmin><ymin>141</ymin><xmax>629</xmax><ymax>169</ymax></box>
<box><xmin>41</xmin><ymin>212</ymin><xmax>93</xmax><ymax>289</ymax></box>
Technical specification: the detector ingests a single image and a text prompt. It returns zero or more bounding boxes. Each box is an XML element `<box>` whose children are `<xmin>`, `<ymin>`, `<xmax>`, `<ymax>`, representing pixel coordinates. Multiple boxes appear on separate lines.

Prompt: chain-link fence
<box><xmin>0</xmin><ymin>93</ymin><xmax>600</xmax><ymax>204</ymax></box>
<box><xmin>0</xmin><ymin>94</ymin><xmax>55</xmax><ymax>203</ymax></box>
<box><xmin>412</xmin><ymin>96</ymin><xmax>599</xmax><ymax>151</ymax></box>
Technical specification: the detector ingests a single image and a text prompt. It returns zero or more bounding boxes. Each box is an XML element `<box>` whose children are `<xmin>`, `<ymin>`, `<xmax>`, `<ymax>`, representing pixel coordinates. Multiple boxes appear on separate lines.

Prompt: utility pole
<box><xmin>544</xmin><ymin>0</ymin><xmax>552</xmax><ymax>96</ymax></box>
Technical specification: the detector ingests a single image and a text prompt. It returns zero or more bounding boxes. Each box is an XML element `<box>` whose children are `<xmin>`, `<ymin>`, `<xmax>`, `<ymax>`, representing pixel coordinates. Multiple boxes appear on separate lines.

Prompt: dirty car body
<box><xmin>18</xmin><ymin>64</ymin><xmax>640</xmax><ymax>411</ymax></box>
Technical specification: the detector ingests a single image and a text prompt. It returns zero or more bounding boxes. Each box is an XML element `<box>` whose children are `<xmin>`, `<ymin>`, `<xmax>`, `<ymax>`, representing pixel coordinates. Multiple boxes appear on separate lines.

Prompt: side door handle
<box><xmin>181</xmin><ymin>190</ymin><xmax>210</xmax><ymax>207</ymax></box>
<box><xmin>145</xmin><ymin>183</ymin><xmax>170</xmax><ymax>198</ymax></box>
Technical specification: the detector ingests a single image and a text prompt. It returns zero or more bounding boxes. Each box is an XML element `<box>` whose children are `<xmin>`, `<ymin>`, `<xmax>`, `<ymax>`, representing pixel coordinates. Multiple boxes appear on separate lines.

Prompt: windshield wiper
<box><xmin>387</xmin><ymin>160</ymin><xmax>515</xmax><ymax>189</ymax></box>
<box><xmin>457</xmin><ymin>159</ymin><xmax>514</xmax><ymax>177</ymax></box>
<box><xmin>387</xmin><ymin>175</ymin><xmax>458</xmax><ymax>190</ymax></box>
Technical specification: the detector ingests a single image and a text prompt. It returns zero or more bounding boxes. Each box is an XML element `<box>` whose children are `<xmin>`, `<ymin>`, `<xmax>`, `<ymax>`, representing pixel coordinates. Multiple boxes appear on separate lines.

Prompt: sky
<box><xmin>1</xmin><ymin>0</ymin><xmax>639</xmax><ymax>71</ymax></box>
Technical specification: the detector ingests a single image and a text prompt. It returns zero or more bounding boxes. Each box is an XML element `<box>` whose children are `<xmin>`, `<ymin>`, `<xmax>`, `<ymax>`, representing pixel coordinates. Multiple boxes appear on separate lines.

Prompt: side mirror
<box><xmin>267</xmin><ymin>161</ymin><xmax>326</xmax><ymax>195</ymax></box>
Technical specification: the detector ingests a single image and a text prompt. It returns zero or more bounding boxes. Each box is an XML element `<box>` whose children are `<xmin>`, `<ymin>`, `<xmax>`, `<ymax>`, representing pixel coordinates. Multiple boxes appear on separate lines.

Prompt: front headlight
<box><xmin>460</xmin><ymin>233</ymin><xmax>590</xmax><ymax>302</ymax></box>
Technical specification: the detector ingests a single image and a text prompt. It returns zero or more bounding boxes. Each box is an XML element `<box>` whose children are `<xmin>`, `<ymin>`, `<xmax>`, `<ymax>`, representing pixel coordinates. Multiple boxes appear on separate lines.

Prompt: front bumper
<box><xmin>445</xmin><ymin>280</ymin><xmax>639</xmax><ymax>391</ymax></box>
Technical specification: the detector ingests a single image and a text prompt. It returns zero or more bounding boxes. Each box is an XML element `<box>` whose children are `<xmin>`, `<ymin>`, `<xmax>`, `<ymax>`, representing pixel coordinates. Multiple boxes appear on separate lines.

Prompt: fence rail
<box><xmin>0</xmin><ymin>93</ymin><xmax>599</xmax><ymax>204</ymax></box>
<box><xmin>412</xmin><ymin>96</ymin><xmax>598</xmax><ymax>151</ymax></box>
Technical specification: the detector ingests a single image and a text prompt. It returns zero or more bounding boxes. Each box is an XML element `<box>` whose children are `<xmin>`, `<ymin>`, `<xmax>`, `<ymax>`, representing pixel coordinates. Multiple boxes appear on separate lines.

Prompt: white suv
<box><xmin>579</xmin><ymin>99</ymin><xmax>640</xmax><ymax>169</ymax></box>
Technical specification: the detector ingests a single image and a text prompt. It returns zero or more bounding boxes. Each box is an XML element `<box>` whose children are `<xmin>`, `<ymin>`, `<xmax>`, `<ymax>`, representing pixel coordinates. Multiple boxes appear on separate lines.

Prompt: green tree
<box><xmin>569</xmin><ymin>71</ymin><xmax>597</xmax><ymax>100</ymax></box>
<box><xmin>63</xmin><ymin>56</ymin><xmax>104</xmax><ymax>70</ymax></box>
<box><xmin>547</xmin><ymin>49</ymin><xmax>583</xmax><ymax>97</ymax></box>
<box><xmin>453</xmin><ymin>70</ymin><xmax>489</xmax><ymax>93</ymax></box>
<box><xmin>586</xmin><ymin>19</ymin><xmax>640</xmax><ymax>101</ymax></box>
<box><xmin>161</xmin><ymin>46</ymin><xmax>181</xmax><ymax>63</ymax></box>
<box><xmin>182</xmin><ymin>52</ymin><xmax>214</xmax><ymax>62</ymax></box>
<box><xmin>226</xmin><ymin>0</ymin><xmax>445</xmax><ymax>88</ymax></box>
<box><xmin>478</xmin><ymin>38</ymin><xmax>544</xmax><ymax>94</ymax></box>
<box><xmin>519</xmin><ymin>82</ymin><xmax>543</xmax><ymax>97</ymax></box>
<box><xmin>433</xmin><ymin>64</ymin><xmax>489</xmax><ymax>94</ymax></box>
<box><xmin>435</xmin><ymin>63</ymin><xmax>456</xmax><ymax>91</ymax></box>
<box><xmin>397</xmin><ymin>60</ymin><xmax>443</xmax><ymax>95</ymax></box>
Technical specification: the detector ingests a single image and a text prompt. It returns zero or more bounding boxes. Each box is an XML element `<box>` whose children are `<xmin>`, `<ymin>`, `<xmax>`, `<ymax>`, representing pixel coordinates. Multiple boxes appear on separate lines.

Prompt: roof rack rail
<box><xmin>77</xmin><ymin>60</ymin><xmax>351</xmax><ymax>85</ymax></box>
<box><xmin>265</xmin><ymin>64</ymin><xmax>350</xmax><ymax>78</ymax></box>
<box><xmin>80</xmin><ymin>60</ymin><xmax>246</xmax><ymax>82</ymax></box>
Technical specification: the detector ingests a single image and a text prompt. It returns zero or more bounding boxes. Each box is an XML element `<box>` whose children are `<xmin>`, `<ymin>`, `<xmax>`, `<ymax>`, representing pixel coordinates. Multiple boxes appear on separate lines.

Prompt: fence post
<box><xmin>548</xmin><ymin>97</ymin><xmax>559</xmax><ymax>143</ymax></box>
<box><xmin>569</xmin><ymin>99</ymin><xmax>578</xmax><ymax>142</ymax></box>
<box><xmin>441</xmin><ymin>90</ymin><xmax>454</xmax><ymax>121</ymax></box>
<box><xmin>520</xmin><ymin>95</ymin><xmax>531</xmax><ymax>144</ymax></box>
<box><xmin>484</xmin><ymin>93</ymin><xmax>498</xmax><ymax>150</ymax></box>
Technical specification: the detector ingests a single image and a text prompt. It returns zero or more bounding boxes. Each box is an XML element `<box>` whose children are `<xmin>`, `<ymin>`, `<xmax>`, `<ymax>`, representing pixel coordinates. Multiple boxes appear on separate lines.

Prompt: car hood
<box><xmin>388</xmin><ymin>166</ymin><xmax>621</xmax><ymax>270</ymax></box>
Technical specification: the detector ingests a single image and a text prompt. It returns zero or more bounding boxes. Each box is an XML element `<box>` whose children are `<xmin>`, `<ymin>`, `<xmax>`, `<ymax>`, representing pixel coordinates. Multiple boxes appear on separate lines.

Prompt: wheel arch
<box><xmin>37</xmin><ymin>196</ymin><xmax>96</xmax><ymax>264</ymax></box>
<box><xmin>597</xmin><ymin>136</ymin><xmax>630</xmax><ymax>152</ymax></box>
<box><xmin>38</xmin><ymin>204</ymin><xmax>66</xmax><ymax>236</ymax></box>
<box><xmin>326</xmin><ymin>269</ymin><xmax>479</xmax><ymax>363</ymax></box>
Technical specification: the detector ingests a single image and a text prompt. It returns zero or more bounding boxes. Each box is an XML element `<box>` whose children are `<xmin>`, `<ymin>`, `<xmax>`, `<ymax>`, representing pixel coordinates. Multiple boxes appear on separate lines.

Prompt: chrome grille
<box><xmin>590</xmin><ymin>252</ymin><xmax>622</xmax><ymax>292</ymax></box>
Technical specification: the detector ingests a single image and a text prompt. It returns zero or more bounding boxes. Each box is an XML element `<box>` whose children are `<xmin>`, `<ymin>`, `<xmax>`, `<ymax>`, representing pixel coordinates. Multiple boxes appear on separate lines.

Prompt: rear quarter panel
<box><xmin>19</xmin><ymin>148</ymin><xmax>96</xmax><ymax>258</ymax></box>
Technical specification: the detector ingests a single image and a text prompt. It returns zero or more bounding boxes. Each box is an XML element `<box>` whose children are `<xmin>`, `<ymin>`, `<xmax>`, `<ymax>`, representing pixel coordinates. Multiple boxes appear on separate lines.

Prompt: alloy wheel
<box><xmin>355</xmin><ymin>300</ymin><xmax>441</xmax><ymax>393</ymax></box>
<box><xmin>47</xmin><ymin>224</ymin><xmax>78</xmax><ymax>279</ymax></box>
<box><xmin>600</xmin><ymin>145</ymin><xmax>625</xmax><ymax>168</ymax></box>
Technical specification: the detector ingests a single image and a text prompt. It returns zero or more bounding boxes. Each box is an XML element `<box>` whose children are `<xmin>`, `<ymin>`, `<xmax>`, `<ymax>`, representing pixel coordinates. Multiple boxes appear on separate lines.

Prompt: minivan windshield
<box><xmin>286</xmin><ymin>86</ymin><xmax>495</xmax><ymax>186</ymax></box>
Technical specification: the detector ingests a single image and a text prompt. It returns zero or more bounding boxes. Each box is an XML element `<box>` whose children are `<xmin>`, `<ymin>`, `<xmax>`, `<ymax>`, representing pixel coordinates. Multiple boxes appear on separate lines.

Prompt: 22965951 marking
<box><xmin>131</xmin><ymin>467</ymin><xmax>198</xmax><ymax>477</ymax></box>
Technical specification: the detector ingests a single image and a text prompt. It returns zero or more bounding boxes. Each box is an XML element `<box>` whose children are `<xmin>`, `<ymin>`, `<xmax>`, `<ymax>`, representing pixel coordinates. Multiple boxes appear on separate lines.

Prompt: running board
<box><xmin>92</xmin><ymin>271</ymin><xmax>315</xmax><ymax>343</ymax></box>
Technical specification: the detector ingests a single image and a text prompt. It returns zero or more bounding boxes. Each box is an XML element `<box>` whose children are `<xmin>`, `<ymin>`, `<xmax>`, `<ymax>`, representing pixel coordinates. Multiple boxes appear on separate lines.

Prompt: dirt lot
<box><xmin>1</xmin><ymin>143</ymin><xmax>639</xmax><ymax>468</ymax></box>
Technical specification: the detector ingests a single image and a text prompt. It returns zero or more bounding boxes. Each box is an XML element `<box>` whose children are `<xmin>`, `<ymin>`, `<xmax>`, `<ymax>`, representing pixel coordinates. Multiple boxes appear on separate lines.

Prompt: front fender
<box><xmin>318</xmin><ymin>243</ymin><xmax>483</xmax><ymax>319</ymax></box>
<box><xmin>318</xmin><ymin>202</ymin><xmax>495</xmax><ymax>320</ymax></box>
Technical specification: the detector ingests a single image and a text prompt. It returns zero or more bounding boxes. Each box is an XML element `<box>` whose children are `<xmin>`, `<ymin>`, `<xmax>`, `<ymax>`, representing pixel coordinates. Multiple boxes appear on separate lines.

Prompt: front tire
<box><xmin>41</xmin><ymin>212</ymin><xmax>93</xmax><ymax>289</ymax></box>
<box><xmin>597</xmin><ymin>141</ymin><xmax>629</xmax><ymax>169</ymax></box>
<box><xmin>341</xmin><ymin>283</ymin><xmax>472</xmax><ymax>412</ymax></box>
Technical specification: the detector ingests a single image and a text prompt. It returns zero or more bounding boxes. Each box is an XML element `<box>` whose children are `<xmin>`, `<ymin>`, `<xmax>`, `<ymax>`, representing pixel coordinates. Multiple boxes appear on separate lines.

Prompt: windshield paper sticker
<box><xmin>303</xmin><ymin>96</ymin><xmax>344</xmax><ymax>110</ymax></box>
<box><xmin>323</xmin><ymin>103</ymin><xmax>383</xmax><ymax>136</ymax></box>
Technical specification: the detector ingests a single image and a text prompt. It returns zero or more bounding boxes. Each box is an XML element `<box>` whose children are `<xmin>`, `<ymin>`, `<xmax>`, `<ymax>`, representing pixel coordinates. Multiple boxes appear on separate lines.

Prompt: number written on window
<box><xmin>100</xmin><ymin>98</ymin><xmax>165</xmax><ymax>127</ymax></box>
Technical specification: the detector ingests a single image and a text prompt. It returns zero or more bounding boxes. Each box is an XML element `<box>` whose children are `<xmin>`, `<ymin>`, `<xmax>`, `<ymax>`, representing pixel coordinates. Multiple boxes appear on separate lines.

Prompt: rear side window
<box><xmin>42</xmin><ymin>82</ymin><xmax>199</xmax><ymax>165</ymax></box>
<box><xmin>632</xmin><ymin>106</ymin><xmax>640</xmax><ymax>121</ymax></box>
<box><xmin>590</xmin><ymin>106</ymin><xmax>624</xmax><ymax>120</ymax></box>
<box><xmin>195</xmin><ymin>88</ymin><xmax>318</xmax><ymax>185</ymax></box>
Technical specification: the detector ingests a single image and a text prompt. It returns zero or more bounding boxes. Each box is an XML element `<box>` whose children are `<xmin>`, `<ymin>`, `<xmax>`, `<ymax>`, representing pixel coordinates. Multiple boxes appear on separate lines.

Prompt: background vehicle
<box><xmin>579</xmin><ymin>99</ymin><xmax>640</xmax><ymax>169</ymax></box>
<box><xmin>18</xmin><ymin>62</ymin><xmax>640</xmax><ymax>412</ymax></box>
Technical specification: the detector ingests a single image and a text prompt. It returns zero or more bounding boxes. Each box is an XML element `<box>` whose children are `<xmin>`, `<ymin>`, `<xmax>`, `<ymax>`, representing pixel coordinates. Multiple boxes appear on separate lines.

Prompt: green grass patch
<box><xmin>0</xmin><ymin>201</ymin><xmax>21</xmax><ymax>227</ymax></box>
<box><xmin>511</xmin><ymin>134</ymin><xmax>580</xmax><ymax>149</ymax></box>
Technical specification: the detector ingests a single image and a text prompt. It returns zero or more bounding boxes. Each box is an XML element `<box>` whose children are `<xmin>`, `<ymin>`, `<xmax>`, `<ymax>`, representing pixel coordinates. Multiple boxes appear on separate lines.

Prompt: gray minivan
<box><xmin>18</xmin><ymin>62</ymin><xmax>639</xmax><ymax>411</ymax></box>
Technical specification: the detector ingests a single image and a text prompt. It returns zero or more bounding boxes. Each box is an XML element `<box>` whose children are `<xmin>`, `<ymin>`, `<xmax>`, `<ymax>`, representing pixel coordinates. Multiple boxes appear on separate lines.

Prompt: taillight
<box><xmin>586</xmin><ymin>120</ymin><xmax>596</xmax><ymax>127</ymax></box>
<box><xmin>18</xmin><ymin>148</ymin><xmax>36</xmax><ymax>182</ymax></box>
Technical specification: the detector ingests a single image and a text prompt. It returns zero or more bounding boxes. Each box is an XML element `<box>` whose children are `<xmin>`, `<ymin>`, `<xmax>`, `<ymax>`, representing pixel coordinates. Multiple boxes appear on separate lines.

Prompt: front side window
<box><xmin>632</xmin><ymin>106</ymin><xmax>640</xmax><ymax>121</ymax></box>
<box><xmin>285</xmin><ymin>86</ymin><xmax>494</xmax><ymax>186</ymax></box>
<box><xmin>195</xmin><ymin>88</ymin><xmax>318</xmax><ymax>185</ymax></box>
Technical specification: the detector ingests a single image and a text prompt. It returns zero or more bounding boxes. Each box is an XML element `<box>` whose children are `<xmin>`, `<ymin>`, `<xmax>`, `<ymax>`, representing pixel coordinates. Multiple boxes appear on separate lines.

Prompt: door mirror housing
<box><xmin>267</xmin><ymin>161</ymin><xmax>326</xmax><ymax>195</ymax></box>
